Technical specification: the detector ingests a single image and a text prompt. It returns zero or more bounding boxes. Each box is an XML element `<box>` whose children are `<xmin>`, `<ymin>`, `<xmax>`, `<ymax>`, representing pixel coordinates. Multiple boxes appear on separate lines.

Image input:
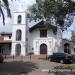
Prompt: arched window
<box><xmin>17</xmin><ymin>15</ymin><xmax>22</xmax><ymax>24</ymax></box>
<box><xmin>16</xmin><ymin>30</ymin><xmax>22</xmax><ymax>41</ymax></box>
<box><xmin>15</xmin><ymin>44</ymin><xmax>21</xmax><ymax>55</ymax></box>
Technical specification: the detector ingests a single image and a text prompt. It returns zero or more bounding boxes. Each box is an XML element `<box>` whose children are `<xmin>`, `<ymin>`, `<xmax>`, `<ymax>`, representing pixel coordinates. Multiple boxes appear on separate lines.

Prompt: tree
<box><xmin>71</xmin><ymin>31</ymin><xmax>75</xmax><ymax>45</ymax></box>
<box><xmin>0</xmin><ymin>0</ymin><xmax>11</xmax><ymax>25</ymax></box>
<box><xmin>27</xmin><ymin>0</ymin><xmax>75</xmax><ymax>31</ymax></box>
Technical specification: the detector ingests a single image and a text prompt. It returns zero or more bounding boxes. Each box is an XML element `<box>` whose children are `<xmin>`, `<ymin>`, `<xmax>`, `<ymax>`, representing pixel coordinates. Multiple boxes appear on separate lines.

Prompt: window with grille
<box><xmin>40</xmin><ymin>30</ymin><xmax>47</xmax><ymax>37</ymax></box>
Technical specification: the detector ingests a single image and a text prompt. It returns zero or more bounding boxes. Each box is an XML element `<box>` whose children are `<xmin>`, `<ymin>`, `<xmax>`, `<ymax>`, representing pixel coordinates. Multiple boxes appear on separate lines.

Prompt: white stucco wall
<box><xmin>11</xmin><ymin>12</ymin><xmax>26</xmax><ymax>56</ymax></box>
<box><xmin>27</xmin><ymin>29</ymin><xmax>61</xmax><ymax>55</ymax></box>
<box><xmin>56</xmin><ymin>28</ymin><xmax>63</xmax><ymax>53</ymax></box>
<box><xmin>11</xmin><ymin>25</ymin><xmax>26</xmax><ymax>42</ymax></box>
<box><xmin>13</xmin><ymin>12</ymin><xmax>26</xmax><ymax>25</ymax></box>
<box><xmin>11</xmin><ymin>25</ymin><xmax>26</xmax><ymax>56</ymax></box>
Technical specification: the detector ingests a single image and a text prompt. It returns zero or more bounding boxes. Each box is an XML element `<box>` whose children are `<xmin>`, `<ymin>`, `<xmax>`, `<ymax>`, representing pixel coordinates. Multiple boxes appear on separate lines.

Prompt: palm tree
<box><xmin>0</xmin><ymin>0</ymin><xmax>11</xmax><ymax>25</ymax></box>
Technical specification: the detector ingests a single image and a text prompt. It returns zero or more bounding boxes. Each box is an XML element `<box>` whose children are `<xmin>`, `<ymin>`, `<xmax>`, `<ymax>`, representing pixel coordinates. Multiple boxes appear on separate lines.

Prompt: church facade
<box><xmin>10</xmin><ymin>11</ymin><xmax>63</xmax><ymax>56</ymax></box>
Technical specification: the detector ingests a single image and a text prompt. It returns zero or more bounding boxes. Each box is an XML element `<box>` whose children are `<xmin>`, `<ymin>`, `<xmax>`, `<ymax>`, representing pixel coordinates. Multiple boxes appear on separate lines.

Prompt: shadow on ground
<box><xmin>53</xmin><ymin>65</ymin><xmax>75</xmax><ymax>75</ymax></box>
<box><xmin>0</xmin><ymin>61</ymin><xmax>38</xmax><ymax>75</ymax></box>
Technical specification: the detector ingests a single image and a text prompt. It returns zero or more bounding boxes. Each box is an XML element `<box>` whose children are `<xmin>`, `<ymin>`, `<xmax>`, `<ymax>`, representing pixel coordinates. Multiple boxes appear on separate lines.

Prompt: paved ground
<box><xmin>0</xmin><ymin>55</ymin><xmax>74</xmax><ymax>75</ymax></box>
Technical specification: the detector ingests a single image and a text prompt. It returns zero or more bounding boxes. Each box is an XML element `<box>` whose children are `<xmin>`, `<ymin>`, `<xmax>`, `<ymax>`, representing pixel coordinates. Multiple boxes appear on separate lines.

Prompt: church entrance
<box><xmin>15</xmin><ymin>44</ymin><xmax>21</xmax><ymax>55</ymax></box>
<box><xmin>64</xmin><ymin>43</ymin><xmax>70</xmax><ymax>54</ymax></box>
<box><xmin>40</xmin><ymin>44</ymin><xmax>47</xmax><ymax>54</ymax></box>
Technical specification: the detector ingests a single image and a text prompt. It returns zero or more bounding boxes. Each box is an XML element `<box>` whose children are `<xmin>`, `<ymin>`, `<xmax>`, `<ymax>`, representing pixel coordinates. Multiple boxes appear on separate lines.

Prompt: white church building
<box><xmin>0</xmin><ymin>0</ymin><xmax>72</xmax><ymax>56</ymax></box>
<box><xmin>10</xmin><ymin>9</ymin><xmax>63</xmax><ymax>56</ymax></box>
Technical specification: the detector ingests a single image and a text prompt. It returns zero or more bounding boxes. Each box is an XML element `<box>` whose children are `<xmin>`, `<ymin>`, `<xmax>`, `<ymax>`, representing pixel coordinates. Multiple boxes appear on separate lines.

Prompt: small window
<box><xmin>40</xmin><ymin>30</ymin><xmax>47</xmax><ymax>37</ymax></box>
<box><xmin>17</xmin><ymin>15</ymin><xmax>22</xmax><ymax>24</ymax></box>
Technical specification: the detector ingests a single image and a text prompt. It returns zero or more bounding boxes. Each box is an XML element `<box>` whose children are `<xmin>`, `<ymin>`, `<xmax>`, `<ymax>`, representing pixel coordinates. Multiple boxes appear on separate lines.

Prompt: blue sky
<box><xmin>0</xmin><ymin>0</ymin><xmax>75</xmax><ymax>40</ymax></box>
<box><xmin>62</xmin><ymin>17</ymin><xmax>75</xmax><ymax>40</ymax></box>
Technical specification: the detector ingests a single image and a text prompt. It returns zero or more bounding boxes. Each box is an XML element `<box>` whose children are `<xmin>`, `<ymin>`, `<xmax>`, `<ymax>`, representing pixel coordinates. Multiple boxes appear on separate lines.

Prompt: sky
<box><xmin>0</xmin><ymin>0</ymin><xmax>75</xmax><ymax>40</ymax></box>
<box><xmin>62</xmin><ymin>17</ymin><xmax>75</xmax><ymax>40</ymax></box>
<box><xmin>0</xmin><ymin>0</ymin><xmax>36</xmax><ymax>32</ymax></box>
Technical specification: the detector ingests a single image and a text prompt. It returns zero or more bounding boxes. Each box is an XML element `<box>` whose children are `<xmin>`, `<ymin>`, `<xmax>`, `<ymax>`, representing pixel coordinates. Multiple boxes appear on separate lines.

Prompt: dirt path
<box><xmin>1</xmin><ymin>55</ymin><xmax>64</xmax><ymax>75</ymax></box>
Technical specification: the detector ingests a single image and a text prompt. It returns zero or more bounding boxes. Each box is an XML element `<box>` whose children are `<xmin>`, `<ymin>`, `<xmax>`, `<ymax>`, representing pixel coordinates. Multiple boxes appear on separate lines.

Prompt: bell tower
<box><xmin>11</xmin><ymin>0</ymin><xmax>26</xmax><ymax>56</ymax></box>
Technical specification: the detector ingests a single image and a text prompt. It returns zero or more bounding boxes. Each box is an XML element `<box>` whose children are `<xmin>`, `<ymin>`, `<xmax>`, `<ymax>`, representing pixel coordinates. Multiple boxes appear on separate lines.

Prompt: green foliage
<box><xmin>27</xmin><ymin>0</ymin><xmax>75</xmax><ymax>31</ymax></box>
<box><xmin>47</xmin><ymin>25</ymin><xmax>57</xmax><ymax>35</ymax></box>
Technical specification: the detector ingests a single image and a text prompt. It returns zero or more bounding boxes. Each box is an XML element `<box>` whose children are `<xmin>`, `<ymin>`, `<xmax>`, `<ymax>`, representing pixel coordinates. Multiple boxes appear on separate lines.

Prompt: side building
<box><xmin>0</xmin><ymin>32</ymin><xmax>12</xmax><ymax>55</ymax></box>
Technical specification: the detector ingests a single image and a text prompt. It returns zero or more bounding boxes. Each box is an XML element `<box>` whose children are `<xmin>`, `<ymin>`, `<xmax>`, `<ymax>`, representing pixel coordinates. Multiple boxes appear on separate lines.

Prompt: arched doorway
<box><xmin>40</xmin><ymin>44</ymin><xmax>47</xmax><ymax>54</ymax></box>
<box><xmin>64</xmin><ymin>43</ymin><xmax>70</xmax><ymax>54</ymax></box>
<box><xmin>15</xmin><ymin>44</ymin><xmax>21</xmax><ymax>55</ymax></box>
